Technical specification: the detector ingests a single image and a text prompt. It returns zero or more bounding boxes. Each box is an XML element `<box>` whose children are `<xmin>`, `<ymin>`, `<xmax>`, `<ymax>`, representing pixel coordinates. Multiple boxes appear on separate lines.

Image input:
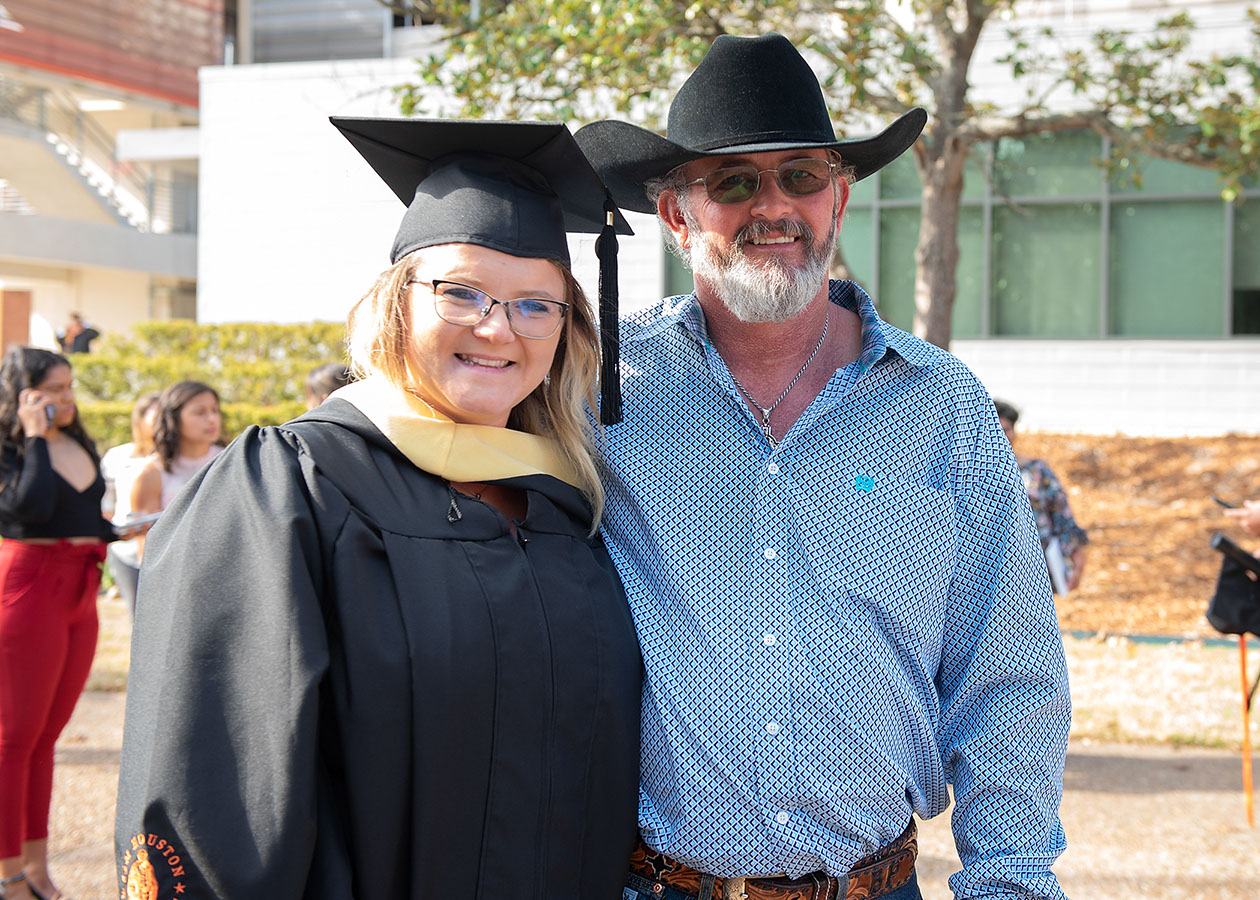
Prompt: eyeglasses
<box><xmin>413</xmin><ymin>279</ymin><xmax>570</xmax><ymax>339</ymax></box>
<box><xmin>686</xmin><ymin>157</ymin><xmax>838</xmax><ymax>204</ymax></box>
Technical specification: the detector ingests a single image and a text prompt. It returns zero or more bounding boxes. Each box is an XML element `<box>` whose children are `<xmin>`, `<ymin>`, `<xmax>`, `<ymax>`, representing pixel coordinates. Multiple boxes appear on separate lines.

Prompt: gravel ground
<box><xmin>45</xmin><ymin>635</ymin><xmax>1260</xmax><ymax>899</ymax></box>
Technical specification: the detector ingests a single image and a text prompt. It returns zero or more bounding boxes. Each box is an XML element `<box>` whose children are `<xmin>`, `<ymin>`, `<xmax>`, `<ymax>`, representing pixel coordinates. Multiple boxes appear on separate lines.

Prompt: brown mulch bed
<box><xmin>1016</xmin><ymin>432</ymin><xmax>1260</xmax><ymax>637</ymax></box>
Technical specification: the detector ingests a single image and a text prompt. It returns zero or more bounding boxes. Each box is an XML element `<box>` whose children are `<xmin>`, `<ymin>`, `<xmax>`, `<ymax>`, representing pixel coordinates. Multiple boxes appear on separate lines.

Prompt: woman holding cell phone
<box><xmin>0</xmin><ymin>346</ymin><xmax>127</xmax><ymax>900</ymax></box>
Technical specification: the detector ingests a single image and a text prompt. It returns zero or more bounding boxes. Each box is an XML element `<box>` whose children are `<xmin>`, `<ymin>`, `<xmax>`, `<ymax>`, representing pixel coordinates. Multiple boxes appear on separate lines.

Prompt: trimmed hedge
<box><xmin>79</xmin><ymin>401</ymin><xmax>309</xmax><ymax>451</ymax></box>
<box><xmin>69</xmin><ymin>320</ymin><xmax>348</xmax><ymax>450</ymax></box>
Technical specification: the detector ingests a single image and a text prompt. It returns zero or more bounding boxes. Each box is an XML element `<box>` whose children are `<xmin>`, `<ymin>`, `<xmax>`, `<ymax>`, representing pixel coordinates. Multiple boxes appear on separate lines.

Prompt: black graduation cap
<box><xmin>331</xmin><ymin>117</ymin><xmax>633</xmax><ymax>424</ymax></box>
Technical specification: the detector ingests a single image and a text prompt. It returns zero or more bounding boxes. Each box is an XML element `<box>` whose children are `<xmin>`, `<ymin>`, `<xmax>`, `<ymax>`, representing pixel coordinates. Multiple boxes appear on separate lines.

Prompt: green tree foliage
<box><xmin>398</xmin><ymin>1</ymin><xmax>1260</xmax><ymax>347</ymax></box>
<box><xmin>69</xmin><ymin>321</ymin><xmax>348</xmax><ymax>449</ymax></box>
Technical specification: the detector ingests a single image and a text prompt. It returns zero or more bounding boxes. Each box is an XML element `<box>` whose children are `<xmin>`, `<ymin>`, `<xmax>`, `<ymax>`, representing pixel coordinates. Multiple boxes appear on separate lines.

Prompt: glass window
<box><xmin>872</xmin><ymin>147</ymin><xmax>986</xmax><ymax>202</ymax></box>
<box><xmin>1109</xmin><ymin>201</ymin><xmax>1225</xmax><ymax>336</ymax></box>
<box><xmin>1234</xmin><ymin>200</ymin><xmax>1260</xmax><ymax>334</ymax></box>
<box><xmin>953</xmin><ymin>207</ymin><xmax>985</xmax><ymax>338</ymax></box>
<box><xmin>867</xmin><ymin>206</ymin><xmax>984</xmax><ymax>338</ymax></box>
<box><xmin>876</xmin><ymin>207</ymin><xmax>920</xmax><ymax>330</ymax></box>
<box><xmin>848</xmin><ymin>171</ymin><xmax>876</xmax><ymax>205</ymax></box>
<box><xmin>879</xmin><ymin>153</ymin><xmax>921</xmax><ymax>202</ymax></box>
<box><xmin>837</xmin><ymin>206</ymin><xmax>874</xmax><ymax>289</ymax></box>
<box><xmin>962</xmin><ymin>146</ymin><xmax>989</xmax><ymax>202</ymax></box>
<box><xmin>1109</xmin><ymin>153</ymin><xmax>1223</xmax><ymax>196</ymax></box>
<box><xmin>994</xmin><ymin>131</ymin><xmax>1102</xmax><ymax>198</ymax></box>
<box><xmin>663</xmin><ymin>245</ymin><xmax>693</xmax><ymax>298</ymax></box>
<box><xmin>992</xmin><ymin>203</ymin><xmax>1101</xmax><ymax>336</ymax></box>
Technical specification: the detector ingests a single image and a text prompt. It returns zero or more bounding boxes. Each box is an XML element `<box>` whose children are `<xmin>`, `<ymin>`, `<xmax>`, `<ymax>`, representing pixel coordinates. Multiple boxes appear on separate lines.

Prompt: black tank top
<box><xmin>0</xmin><ymin>437</ymin><xmax>114</xmax><ymax>541</ymax></box>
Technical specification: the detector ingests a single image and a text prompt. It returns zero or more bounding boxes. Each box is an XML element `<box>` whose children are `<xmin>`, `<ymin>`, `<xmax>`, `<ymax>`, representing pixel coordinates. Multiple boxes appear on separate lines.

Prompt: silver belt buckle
<box><xmin>720</xmin><ymin>876</ymin><xmax>747</xmax><ymax>900</ymax></box>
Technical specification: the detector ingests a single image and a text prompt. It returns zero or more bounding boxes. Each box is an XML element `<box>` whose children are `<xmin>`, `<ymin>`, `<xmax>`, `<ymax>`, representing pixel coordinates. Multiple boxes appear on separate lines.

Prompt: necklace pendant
<box><xmin>761</xmin><ymin>411</ymin><xmax>777</xmax><ymax>447</ymax></box>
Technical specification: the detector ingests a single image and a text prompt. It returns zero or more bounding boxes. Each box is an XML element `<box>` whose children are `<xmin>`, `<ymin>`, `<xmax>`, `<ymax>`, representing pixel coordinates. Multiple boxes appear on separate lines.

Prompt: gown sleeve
<box><xmin>114</xmin><ymin>425</ymin><xmax>339</xmax><ymax>899</ymax></box>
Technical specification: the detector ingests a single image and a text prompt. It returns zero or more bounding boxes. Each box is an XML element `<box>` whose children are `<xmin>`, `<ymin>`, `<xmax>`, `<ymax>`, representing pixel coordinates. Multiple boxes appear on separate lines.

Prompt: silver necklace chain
<box><xmin>727</xmin><ymin>305</ymin><xmax>829</xmax><ymax>448</ymax></box>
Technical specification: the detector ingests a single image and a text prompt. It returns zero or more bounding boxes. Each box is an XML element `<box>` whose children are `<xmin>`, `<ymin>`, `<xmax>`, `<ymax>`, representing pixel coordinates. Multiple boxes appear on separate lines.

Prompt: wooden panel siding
<box><xmin>0</xmin><ymin>0</ymin><xmax>222</xmax><ymax>108</ymax></box>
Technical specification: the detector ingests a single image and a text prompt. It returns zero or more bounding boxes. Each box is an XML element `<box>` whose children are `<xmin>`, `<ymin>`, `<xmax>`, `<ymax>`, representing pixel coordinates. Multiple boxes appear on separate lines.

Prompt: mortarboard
<box><xmin>331</xmin><ymin>117</ymin><xmax>632</xmax><ymax>424</ymax></box>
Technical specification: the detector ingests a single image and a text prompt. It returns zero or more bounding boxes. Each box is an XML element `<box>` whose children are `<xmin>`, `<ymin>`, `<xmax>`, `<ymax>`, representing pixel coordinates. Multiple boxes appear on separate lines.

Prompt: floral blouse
<box><xmin>1019</xmin><ymin>457</ymin><xmax>1089</xmax><ymax>582</ymax></box>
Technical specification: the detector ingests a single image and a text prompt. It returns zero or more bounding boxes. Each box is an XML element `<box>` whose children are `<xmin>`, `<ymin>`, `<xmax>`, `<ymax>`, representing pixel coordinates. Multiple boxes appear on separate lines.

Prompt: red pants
<box><xmin>0</xmin><ymin>540</ymin><xmax>105</xmax><ymax>858</ymax></box>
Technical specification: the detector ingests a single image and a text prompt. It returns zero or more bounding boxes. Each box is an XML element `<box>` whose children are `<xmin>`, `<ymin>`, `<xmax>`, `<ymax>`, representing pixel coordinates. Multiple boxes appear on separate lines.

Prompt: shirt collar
<box><xmin>662</xmin><ymin>279</ymin><xmax>935</xmax><ymax>371</ymax></box>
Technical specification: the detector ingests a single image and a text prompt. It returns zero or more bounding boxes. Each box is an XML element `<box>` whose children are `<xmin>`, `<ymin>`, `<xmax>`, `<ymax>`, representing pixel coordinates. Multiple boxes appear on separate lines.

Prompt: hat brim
<box><xmin>576</xmin><ymin>108</ymin><xmax>927</xmax><ymax>214</ymax></box>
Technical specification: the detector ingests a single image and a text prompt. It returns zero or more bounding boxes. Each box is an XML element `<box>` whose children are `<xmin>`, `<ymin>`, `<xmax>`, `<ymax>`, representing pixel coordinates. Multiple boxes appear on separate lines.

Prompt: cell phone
<box><xmin>1210</xmin><ymin>532</ymin><xmax>1260</xmax><ymax>577</ymax></box>
<box><xmin>1212</xmin><ymin>494</ymin><xmax>1238</xmax><ymax>509</ymax></box>
<box><xmin>113</xmin><ymin>510</ymin><xmax>163</xmax><ymax>537</ymax></box>
<box><xmin>44</xmin><ymin>404</ymin><xmax>56</xmax><ymax>423</ymax></box>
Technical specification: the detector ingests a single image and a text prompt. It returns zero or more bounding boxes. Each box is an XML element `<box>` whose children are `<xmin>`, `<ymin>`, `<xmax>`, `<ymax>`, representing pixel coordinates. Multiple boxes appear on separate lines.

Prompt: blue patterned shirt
<box><xmin>598</xmin><ymin>281</ymin><xmax>1071</xmax><ymax>899</ymax></box>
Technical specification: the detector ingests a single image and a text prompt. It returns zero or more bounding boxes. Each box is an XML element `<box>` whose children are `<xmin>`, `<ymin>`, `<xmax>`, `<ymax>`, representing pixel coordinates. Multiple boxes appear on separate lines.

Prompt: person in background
<box><xmin>128</xmin><ymin>381</ymin><xmax>223</xmax><ymax>563</ymax></box>
<box><xmin>0</xmin><ymin>347</ymin><xmax>125</xmax><ymax>900</ymax></box>
<box><xmin>996</xmin><ymin>399</ymin><xmax>1089</xmax><ymax>592</ymax></box>
<box><xmin>113</xmin><ymin>119</ymin><xmax>640</xmax><ymax>898</ymax></box>
<box><xmin>304</xmin><ymin>361</ymin><xmax>353</xmax><ymax>409</ymax></box>
<box><xmin>99</xmin><ymin>391</ymin><xmax>161</xmax><ymax>617</ymax></box>
<box><xmin>55</xmin><ymin>314</ymin><xmax>99</xmax><ymax>355</ymax></box>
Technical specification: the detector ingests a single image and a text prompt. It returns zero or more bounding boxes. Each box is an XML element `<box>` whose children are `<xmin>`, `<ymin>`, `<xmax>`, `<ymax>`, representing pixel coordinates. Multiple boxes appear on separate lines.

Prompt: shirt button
<box><xmin>765</xmin><ymin>721</ymin><xmax>780</xmax><ymax>735</ymax></box>
<box><xmin>766</xmin><ymin>462</ymin><xmax>780</xmax><ymax>475</ymax></box>
<box><xmin>763</xmin><ymin>547</ymin><xmax>777</xmax><ymax>560</ymax></box>
<box><xmin>762</xmin><ymin>633</ymin><xmax>777</xmax><ymax>646</ymax></box>
<box><xmin>776</xmin><ymin>811</ymin><xmax>791</xmax><ymax>825</ymax></box>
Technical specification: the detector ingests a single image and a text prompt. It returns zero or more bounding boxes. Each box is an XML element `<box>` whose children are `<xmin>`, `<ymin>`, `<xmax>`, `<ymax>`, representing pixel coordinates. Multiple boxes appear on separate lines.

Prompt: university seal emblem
<box><xmin>121</xmin><ymin>832</ymin><xmax>192</xmax><ymax>899</ymax></box>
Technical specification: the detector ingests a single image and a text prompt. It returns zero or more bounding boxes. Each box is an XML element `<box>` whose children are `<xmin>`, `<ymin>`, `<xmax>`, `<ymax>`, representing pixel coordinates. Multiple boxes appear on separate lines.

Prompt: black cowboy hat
<box><xmin>575</xmin><ymin>32</ymin><xmax>928</xmax><ymax>214</ymax></box>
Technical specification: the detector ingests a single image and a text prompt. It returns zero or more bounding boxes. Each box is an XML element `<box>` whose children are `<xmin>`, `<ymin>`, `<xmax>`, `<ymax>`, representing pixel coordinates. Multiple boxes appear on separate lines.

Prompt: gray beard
<box><xmin>686</xmin><ymin>215</ymin><xmax>835</xmax><ymax>324</ymax></box>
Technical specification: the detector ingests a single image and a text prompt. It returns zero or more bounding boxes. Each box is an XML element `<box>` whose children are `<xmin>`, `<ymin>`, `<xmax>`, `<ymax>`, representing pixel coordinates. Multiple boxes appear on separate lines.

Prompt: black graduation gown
<box><xmin>114</xmin><ymin>399</ymin><xmax>642</xmax><ymax>899</ymax></box>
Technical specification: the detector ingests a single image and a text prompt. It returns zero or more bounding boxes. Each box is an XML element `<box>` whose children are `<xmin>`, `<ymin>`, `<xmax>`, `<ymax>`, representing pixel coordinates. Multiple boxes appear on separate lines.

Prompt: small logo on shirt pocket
<box><xmin>855</xmin><ymin>474</ymin><xmax>875</xmax><ymax>492</ymax></box>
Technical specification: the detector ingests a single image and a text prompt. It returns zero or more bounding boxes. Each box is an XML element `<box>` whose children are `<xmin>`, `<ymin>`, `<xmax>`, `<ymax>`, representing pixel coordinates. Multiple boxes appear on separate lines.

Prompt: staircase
<box><xmin>0</xmin><ymin>77</ymin><xmax>195</xmax><ymax>233</ymax></box>
<box><xmin>0</xmin><ymin>176</ymin><xmax>34</xmax><ymax>215</ymax></box>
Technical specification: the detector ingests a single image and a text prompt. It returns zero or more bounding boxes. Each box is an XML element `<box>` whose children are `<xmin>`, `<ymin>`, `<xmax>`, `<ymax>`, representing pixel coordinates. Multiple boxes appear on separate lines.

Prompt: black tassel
<box><xmin>595</xmin><ymin>196</ymin><xmax>622</xmax><ymax>425</ymax></box>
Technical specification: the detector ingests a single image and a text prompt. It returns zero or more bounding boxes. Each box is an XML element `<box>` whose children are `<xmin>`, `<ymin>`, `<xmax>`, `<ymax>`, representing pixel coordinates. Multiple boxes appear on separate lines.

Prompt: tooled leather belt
<box><xmin>628</xmin><ymin>820</ymin><xmax>917</xmax><ymax>900</ymax></box>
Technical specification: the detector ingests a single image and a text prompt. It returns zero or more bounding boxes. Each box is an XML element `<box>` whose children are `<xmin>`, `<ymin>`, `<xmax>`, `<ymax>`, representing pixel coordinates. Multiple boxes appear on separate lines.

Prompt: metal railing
<box><xmin>0</xmin><ymin>178</ymin><xmax>35</xmax><ymax>215</ymax></box>
<box><xmin>0</xmin><ymin>76</ymin><xmax>197</xmax><ymax>234</ymax></box>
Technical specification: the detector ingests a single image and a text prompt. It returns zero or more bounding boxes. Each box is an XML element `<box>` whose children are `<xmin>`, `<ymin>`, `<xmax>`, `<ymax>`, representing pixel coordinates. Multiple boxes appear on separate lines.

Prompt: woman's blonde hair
<box><xmin>346</xmin><ymin>248</ymin><xmax>605</xmax><ymax>528</ymax></box>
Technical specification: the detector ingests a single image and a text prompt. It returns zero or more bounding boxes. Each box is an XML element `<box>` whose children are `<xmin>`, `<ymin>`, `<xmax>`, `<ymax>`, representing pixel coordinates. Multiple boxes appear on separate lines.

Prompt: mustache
<box><xmin>734</xmin><ymin>218</ymin><xmax>814</xmax><ymax>247</ymax></box>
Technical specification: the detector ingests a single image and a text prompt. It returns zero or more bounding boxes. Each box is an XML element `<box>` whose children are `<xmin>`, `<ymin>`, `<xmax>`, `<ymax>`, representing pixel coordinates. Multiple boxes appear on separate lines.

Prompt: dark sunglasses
<box><xmin>686</xmin><ymin>157</ymin><xmax>838</xmax><ymax>204</ymax></box>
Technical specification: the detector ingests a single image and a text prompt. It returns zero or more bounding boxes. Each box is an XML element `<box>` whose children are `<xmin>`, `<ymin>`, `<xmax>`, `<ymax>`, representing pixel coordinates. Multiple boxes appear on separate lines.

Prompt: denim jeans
<box><xmin>622</xmin><ymin>868</ymin><xmax>923</xmax><ymax>900</ymax></box>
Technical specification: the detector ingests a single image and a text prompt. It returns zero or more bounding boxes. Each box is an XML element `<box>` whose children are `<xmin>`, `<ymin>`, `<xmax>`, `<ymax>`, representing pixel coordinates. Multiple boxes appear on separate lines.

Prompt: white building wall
<box><xmin>568</xmin><ymin>211</ymin><xmax>666</xmax><ymax>316</ymax></box>
<box><xmin>75</xmin><ymin>268</ymin><xmax>154</xmax><ymax>336</ymax></box>
<box><xmin>966</xmin><ymin>0</ymin><xmax>1256</xmax><ymax>109</ymax></box>
<box><xmin>198</xmin><ymin>58</ymin><xmax>451</xmax><ymax>325</ymax></box>
<box><xmin>1</xmin><ymin>261</ymin><xmax>152</xmax><ymax>350</ymax></box>
<box><xmin>197</xmin><ymin>58</ymin><xmax>666</xmax><ymax>326</ymax></box>
<box><xmin>953</xmin><ymin>339</ymin><xmax>1260</xmax><ymax>436</ymax></box>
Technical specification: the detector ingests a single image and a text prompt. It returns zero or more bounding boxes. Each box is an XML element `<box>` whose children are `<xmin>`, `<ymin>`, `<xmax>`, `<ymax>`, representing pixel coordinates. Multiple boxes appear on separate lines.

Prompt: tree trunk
<box><xmin>912</xmin><ymin>139</ymin><xmax>968</xmax><ymax>349</ymax></box>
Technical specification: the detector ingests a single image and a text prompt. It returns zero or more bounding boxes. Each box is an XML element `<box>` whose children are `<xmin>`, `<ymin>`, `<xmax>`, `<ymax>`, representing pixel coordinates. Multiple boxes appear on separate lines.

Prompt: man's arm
<box><xmin>937</xmin><ymin>390</ymin><xmax>1072</xmax><ymax>900</ymax></box>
